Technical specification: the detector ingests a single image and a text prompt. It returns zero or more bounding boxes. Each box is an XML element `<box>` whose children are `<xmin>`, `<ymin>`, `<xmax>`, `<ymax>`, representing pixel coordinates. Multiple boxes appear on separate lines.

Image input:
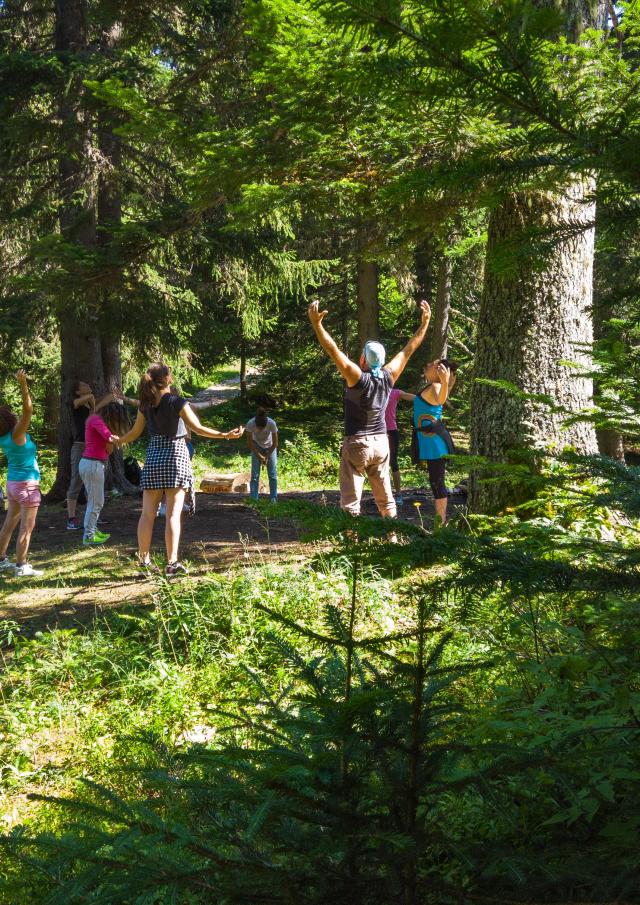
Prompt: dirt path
<box><xmin>0</xmin><ymin>488</ymin><xmax>466</xmax><ymax>629</ymax></box>
<box><xmin>0</xmin><ymin>372</ymin><xmax>467</xmax><ymax>629</ymax></box>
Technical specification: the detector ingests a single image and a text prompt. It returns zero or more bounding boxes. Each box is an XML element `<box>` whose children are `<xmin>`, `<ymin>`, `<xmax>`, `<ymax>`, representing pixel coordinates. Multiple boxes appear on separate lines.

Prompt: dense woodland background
<box><xmin>1</xmin><ymin>0</ymin><xmax>640</xmax><ymax>902</ymax></box>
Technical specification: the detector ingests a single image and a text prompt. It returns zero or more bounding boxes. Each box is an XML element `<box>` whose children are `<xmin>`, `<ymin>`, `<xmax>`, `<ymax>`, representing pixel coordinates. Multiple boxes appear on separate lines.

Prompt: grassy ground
<box><xmin>0</xmin><ymin>379</ymin><xmax>470</xmax><ymax>869</ymax></box>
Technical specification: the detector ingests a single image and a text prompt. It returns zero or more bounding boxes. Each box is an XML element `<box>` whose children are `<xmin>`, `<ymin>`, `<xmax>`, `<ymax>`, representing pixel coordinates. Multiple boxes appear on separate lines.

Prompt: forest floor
<box><xmin>0</xmin><ymin>488</ymin><xmax>467</xmax><ymax>630</ymax></box>
<box><xmin>0</xmin><ymin>370</ymin><xmax>468</xmax><ymax>630</ymax></box>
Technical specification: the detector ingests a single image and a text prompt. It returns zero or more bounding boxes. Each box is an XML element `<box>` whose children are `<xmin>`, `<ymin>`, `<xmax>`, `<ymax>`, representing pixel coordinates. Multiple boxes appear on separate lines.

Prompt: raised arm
<box><xmin>95</xmin><ymin>392</ymin><xmax>116</xmax><ymax>412</ymax></box>
<box><xmin>12</xmin><ymin>370</ymin><xmax>33</xmax><ymax>443</ymax></box>
<box><xmin>180</xmin><ymin>404</ymin><xmax>244</xmax><ymax>441</ymax></box>
<box><xmin>384</xmin><ymin>301</ymin><xmax>431</xmax><ymax>385</ymax></box>
<box><xmin>113</xmin><ymin>388</ymin><xmax>140</xmax><ymax>409</ymax></box>
<box><xmin>73</xmin><ymin>392</ymin><xmax>95</xmax><ymax>410</ymax></box>
<box><xmin>308</xmin><ymin>301</ymin><xmax>361</xmax><ymax>388</ymax></box>
<box><xmin>117</xmin><ymin>410</ymin><xmax>147</xmax><ymax>446</ymax></box>
<box><xmin>431</xmin><ymin>363</ymin><xmax>451</xmax><ymax>404</ymax></box>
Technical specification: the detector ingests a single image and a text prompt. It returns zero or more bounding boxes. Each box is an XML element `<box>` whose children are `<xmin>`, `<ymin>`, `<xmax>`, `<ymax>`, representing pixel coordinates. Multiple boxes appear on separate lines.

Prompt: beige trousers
<box><xmin>339</xmin><ymin>434</ymin><xmax>397</xmax><ymax>518</ymax></box>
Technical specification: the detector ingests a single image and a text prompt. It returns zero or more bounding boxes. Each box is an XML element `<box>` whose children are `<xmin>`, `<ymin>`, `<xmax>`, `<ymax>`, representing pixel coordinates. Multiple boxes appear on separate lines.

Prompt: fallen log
<box><xmin>199</xmin><ymin>471</ymin><xmax>264</xmax><ymax>494</ymax></box>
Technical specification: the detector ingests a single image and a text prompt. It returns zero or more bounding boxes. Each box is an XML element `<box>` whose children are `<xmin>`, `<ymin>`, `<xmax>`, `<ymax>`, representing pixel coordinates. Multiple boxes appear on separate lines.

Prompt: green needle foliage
<box><xmin>2</xmin><ymin>451</ymin><xmax>640</xmax><ymax>904</ymax></box>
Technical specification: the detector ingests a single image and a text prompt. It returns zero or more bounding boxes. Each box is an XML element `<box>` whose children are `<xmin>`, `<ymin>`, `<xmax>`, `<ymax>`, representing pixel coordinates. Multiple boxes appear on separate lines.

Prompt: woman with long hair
<box><xmin>66</xmin><ymin>381</ymin><xmax>116</xmax><ymax>531</ymax></box>
<box><xmin>117</xmin><ymin>363</ymin><xmax>243</xmax><ymax>576</ymax></box>
<box><xmin>78</xmin><ymin>402</ymin><xmax>129</xmax><ymax>546</ymax></box>
<box><xmin>0</xmin><ymin>370</ymin><xmax>43</xmax><ymax>577</ymax></box>
<box><xmin>413</xmin><ymin>359</ymin><xmax>457</xmax><ymax>525</ymax></box>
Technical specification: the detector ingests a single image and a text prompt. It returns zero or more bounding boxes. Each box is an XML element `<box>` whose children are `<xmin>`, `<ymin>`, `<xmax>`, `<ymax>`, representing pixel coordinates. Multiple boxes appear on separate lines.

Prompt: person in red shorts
<box><xmin>0</xmin><ymin>370</ymin><xmax>43</xmax><ymax>578</ymax></box>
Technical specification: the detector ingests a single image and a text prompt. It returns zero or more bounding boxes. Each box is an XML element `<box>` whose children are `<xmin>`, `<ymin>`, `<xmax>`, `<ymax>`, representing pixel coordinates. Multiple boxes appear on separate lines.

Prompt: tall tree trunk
<box><xmin>356</xmin><ymin>259</ymin><xmax>379</xmax><ymax>349</ymax></box>
<box><xmin>470</xmin><ymin>181</ymin><xmax>599</xmax><ymax>513</ymax></box>
<box><xmin>469</xmin><ymin>0</ymin><xmax>606</xmax><ymax>513</ymax></box>
<box><xmin>97</xmin><ymin>20</ymin><xmax>139</xmax><ymax>494</ymax></box>
<box><xmin>49</xmin><ymin>0</ymin><xmax>103</xmax><ymax>501</ymax></box>
<box><xmin>428</xmin><ymin>245</ymin><xmax>453</xmax><ymax>362</ymax></box>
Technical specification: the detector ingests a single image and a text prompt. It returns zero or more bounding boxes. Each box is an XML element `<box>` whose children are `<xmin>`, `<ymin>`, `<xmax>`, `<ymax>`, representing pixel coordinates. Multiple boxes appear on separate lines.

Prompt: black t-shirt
<box><xmin>344</xmin><ymin>370</ymin><xmax>393</xmax><ymax>437</ymax></box>
<box><xmin>72</xmin><ymin>403</ymin><xmax>91</xmax><ymax>442</ymax></box>
<box><xmin>143</xmin><ymin>394</ymin><xmax>188</xmax><ymax>438</ymax></box>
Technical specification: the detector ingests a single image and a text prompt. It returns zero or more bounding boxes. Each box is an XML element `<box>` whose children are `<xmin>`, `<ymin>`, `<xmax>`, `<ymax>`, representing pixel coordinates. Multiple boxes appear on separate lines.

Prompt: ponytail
<box><xmin>139</xmin><ymin>363</ymin><xmax>172</xmax><ymax>410</ymax></box>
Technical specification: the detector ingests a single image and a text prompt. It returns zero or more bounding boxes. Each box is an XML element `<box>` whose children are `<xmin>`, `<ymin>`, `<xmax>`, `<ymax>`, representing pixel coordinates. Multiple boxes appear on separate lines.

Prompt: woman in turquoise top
<box><xmin>413</xmin><ymin>359</ymin><xmax>457</xmax><ymax>525</ymax></box>
<box><xmin>0</xmin><ymin>370</ymin><xmax>43</xmax><ymax>578</ymax></box>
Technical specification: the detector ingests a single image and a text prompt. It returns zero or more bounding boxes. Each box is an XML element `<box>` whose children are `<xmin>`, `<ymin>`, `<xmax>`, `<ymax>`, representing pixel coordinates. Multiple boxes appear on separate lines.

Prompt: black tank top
<box><xmin>344</xmin><ymin>371</ymin><xmax>392</xmax><ymax>437</ymax></box>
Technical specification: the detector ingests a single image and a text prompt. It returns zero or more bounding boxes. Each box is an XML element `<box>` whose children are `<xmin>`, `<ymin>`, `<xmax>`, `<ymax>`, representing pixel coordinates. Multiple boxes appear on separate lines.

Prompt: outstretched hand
<box><xmin>308</xmin><ymin>300</ymin><xmax>328</xmax><ymax>328</ymax></box>
<box><xmin>15</xmin><ymin>368</ymin><xmax>28</xmax><ymax>385</ymax></box>
<box><xmin>417</xmin><ymin>300</ymin><xmax>431</xmax><ymax>326</ymax></box>
<box><xmin>226</xmin><ymin>426</ymin><xmax>244</xmax><ymax>440</ymax></box>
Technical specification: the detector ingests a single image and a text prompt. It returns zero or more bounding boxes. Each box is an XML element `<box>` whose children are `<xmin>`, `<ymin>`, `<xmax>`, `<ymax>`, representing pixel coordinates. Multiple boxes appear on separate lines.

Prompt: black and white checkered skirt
<box><xmin>141</xmin><ymin>435</ymin><xmax>195</xmax><ymax>515</ymax></box>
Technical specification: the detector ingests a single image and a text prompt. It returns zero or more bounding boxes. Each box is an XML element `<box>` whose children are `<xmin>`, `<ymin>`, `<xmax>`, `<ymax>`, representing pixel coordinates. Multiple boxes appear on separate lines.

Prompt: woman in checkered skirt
<box><xmin>117</xmin><ymin>363</ymin><xmax>244</xmax><ymax>576</ymax></box>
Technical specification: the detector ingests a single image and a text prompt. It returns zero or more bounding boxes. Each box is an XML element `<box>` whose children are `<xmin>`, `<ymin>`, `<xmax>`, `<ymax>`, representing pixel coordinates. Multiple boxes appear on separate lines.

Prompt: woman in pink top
<box><xmin>78</xmin><ymin>403</ymin><xmax>129</xmax><ymax>545</ymax></box>
<box><xmin>385</xmin><ymin>387</ymin><xmax>415</xmax><ymax>506</ymax></box>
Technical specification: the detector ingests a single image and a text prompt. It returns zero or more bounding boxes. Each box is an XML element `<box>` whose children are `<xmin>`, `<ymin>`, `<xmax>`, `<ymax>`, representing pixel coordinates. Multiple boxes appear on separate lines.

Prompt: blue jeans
<box><xmin>250</xmin><ymin>447</ymin><xmax>277</xmax><ymax>501</ymax></box>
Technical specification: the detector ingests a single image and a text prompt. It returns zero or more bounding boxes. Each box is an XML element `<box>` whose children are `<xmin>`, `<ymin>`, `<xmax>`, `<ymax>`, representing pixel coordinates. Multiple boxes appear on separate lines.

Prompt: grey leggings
<box><xmin>78</xmin><ymin>458</ymin><xmax>105</xmax><ymax>539</ymax></box>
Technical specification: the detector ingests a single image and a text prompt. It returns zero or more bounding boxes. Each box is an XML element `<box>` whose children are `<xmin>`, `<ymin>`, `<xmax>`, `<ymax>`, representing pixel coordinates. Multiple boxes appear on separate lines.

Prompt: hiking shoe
<box><xmin>14</xmin><ymin>563</ymin><xmax>43</xmax><ymax>578</ymax></box>
<box><xmin>66</xmin><ymin>517</ymin><xmax>81</xmax><ymax>531</ymax></box>
<box><xmin>83</xmin><ymin>531</ymin><xmax>110</xmax><ymax>546</ymax></box>
<box><xmin>137</xmin><ymin>559</ymin><xmax>161</xmax><ymax>577</ymax></box>
<box><xmin>166</xmin><ymin>561</ymin><xmax>188</xmax><ymax>578</ymax></box>
<box><xmin>0</xmin><ymin>557</ymin><xmax>15</xmax><ymax>572</ymax></box>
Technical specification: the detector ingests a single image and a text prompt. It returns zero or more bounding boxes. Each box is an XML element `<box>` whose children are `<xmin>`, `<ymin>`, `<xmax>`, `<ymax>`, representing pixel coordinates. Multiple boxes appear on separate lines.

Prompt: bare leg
<box><xmin>164</xmin><ymin>488</ymin><xmax>186</xmax><ymax>563</ymax></box>
<box><xmin>434</xmin><ymin>496</ymin><xmax>448</xmax><ymax>525</ymax></box>
<box><xmin>392</xmin><ymin>470</ymin><xmax>401</xmax><ymax>495</ymax></box>
<box><xmin>15</xmin><ymin>506</ymin><xmax>39</xmax><ymax>565</ymax></box>
<box><xmin>137</xmin><ymin>490</ymin><xmax>163</xmax><ymax>561</ymax></box>
<box><xmin>0</xmin><ymin>501</ymin><xmax>21</xmax><ymax>558</ymax></box>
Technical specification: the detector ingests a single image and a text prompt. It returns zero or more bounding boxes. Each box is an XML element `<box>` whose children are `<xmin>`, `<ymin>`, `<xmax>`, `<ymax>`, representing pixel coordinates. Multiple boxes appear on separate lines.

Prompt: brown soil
<box><xmin>0</xmin><ymin>488</ymin><xmax>466</xmax><ymax>629</ymax></box>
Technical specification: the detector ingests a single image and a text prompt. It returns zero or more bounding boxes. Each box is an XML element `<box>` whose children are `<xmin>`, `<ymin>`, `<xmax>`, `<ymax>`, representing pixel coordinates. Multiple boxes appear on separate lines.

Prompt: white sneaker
<box><xmin>0</xmin><ymin>557</ymin><xmax>15</xmax><ymax>572</ymax></box>
<box><xmin>14</xmin><ymin>563</ymin><xmax>43</xmax><ymax>578</ymax></box>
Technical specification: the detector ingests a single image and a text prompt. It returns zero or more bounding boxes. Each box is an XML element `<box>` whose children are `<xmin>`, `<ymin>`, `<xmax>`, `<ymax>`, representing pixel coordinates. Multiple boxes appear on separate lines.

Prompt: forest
<box><xmin>0</xmin><ymin>0</ymin><xmax>640</xmax><ymax>902</ymax></box>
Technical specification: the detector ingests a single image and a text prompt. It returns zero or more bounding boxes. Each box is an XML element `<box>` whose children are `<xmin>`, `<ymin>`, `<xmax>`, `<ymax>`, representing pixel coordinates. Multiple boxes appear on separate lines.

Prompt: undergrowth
<box><xmin>0</xmin><ymin>455</ymin><xmax>638</xmax><ymax>902</ymax></box>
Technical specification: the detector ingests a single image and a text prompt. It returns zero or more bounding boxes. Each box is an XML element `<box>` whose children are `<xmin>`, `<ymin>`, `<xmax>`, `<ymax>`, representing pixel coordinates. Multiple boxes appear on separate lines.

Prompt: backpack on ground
<box><xmin>124</xmin><ymin>456</ymin><xmax>142</xmax><ymax>486</ymax></box>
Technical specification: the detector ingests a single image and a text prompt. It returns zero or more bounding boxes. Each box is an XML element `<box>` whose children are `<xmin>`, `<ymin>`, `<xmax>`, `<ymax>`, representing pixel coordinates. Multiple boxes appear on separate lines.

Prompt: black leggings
<box><xmin>426</xmin><ymin>458</ymin><xmax>447</xmax><ymax>500</ymax></box>
<box><xmin>387</xmin><ymin>429</ymin><xmax>399</xmax><ymax>473</ymax></box>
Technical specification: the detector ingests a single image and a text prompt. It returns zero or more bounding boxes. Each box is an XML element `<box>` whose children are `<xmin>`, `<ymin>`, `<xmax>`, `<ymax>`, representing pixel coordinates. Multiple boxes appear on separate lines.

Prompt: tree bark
<box><xmin>97</xmin><ymin>20</ymin><xmax>139</xmax><ymax>494</ymax></box>
<box><xmin>428</xmin><ymin>246</ymin><xmax>453</xmax><ymax>362</ymax></box>
<box><xmin>356</xmin><ymin>259</ymin><xmax>379</xmax><ymax>349</ymax></box>
<box><xmin>49</xmin><ymin>0</ymin><xmax>104</xmax><ymax>501</ymax></box>
<box><xmin>470</xmin><ymin>181</ymin><xmax>599</xmax><ymax>513</ymax></box>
